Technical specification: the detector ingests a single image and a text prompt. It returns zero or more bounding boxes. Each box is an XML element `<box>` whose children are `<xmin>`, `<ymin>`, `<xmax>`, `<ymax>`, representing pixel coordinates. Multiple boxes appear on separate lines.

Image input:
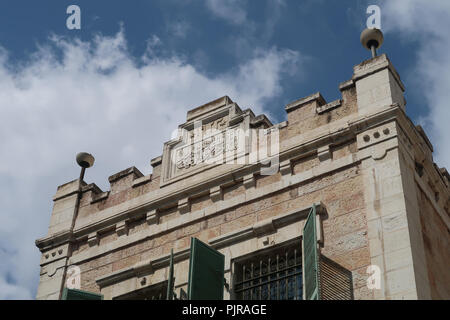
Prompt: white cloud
<box><xmin>204</xmin><ymin>0</ymin><xmax>247</xmax><ymax>25</ymax></box>
<box><xmin>0</xmin><ymin>29</ymin><xmax>302</xmax><ymax>299</ymax></box>
<box><xmin>0</xmin><ymin>277</ymin><xmax>32</xmax><ymax>300</ymax></box>
<box><xmin>382</xmin><ymin>0</ymin><xmax>450</xmax><ymax>169</ymax></box>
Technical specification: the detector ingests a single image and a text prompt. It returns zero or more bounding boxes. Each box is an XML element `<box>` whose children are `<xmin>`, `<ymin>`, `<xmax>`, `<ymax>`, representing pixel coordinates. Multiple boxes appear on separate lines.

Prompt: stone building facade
<box><xmin>35</xmin><ymin>53</ymin><xmax>450</xmax><ymax>300</ymax></box>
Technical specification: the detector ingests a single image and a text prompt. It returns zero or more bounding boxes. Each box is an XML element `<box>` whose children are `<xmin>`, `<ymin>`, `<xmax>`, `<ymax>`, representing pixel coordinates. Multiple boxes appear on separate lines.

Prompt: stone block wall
<box><xmin>65</xmin><ymin>137</ymin><xmax>371</xmax><ymax>298</ymax></box>
<box><xmin>418</xmin><ymin>188</ymin><xmax>450</xmax><ymax>299</ymax></box>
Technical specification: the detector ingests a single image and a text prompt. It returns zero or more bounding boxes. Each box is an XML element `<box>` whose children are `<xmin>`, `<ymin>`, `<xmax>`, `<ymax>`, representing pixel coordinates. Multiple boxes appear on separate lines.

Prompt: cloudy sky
<box><xmin>0</xmin><ymin>0</ymin><xmax>448</xmax><ymax>299</ymax></box>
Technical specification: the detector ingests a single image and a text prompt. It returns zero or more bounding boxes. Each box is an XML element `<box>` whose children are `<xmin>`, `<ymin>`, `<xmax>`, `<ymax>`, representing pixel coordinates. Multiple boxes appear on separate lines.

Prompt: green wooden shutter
<box><xmin>61</xmin><ymin>288</ymin><xmax>103</xmax><ymax>300</ymax></box>
<box><xmin>166</xmin><ymin>249</ymin><xmax>175</xmax><ymax>300</ymax></box>
<box><xmin>303</xmin><ymin>204</ymin><xmax>320</xmax><ymax>300</ymax></box>
<box><xmin>187</xmin><ymin>237</ymin><xmax>225</xmax><ymax>300</ymax></box>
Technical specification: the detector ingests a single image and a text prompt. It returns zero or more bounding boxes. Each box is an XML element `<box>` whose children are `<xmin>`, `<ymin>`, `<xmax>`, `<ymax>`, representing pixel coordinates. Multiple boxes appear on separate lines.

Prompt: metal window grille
<box><xmin>233</xmin><ymin>241</ymin><xmax>303</xmax><ymax>300</ymax></box>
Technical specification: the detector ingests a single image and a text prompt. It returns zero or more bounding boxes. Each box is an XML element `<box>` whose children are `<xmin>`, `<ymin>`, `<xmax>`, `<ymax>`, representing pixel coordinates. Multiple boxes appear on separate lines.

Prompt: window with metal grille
<box><xmin>113</xmin><ymin>280</ymin><xmax>167</xmax><ymax>300</ymax></box>
<box><xmin>232</xmin><ymin>239</ymin><xmax>303</xmax><ymax>300</ymax></box>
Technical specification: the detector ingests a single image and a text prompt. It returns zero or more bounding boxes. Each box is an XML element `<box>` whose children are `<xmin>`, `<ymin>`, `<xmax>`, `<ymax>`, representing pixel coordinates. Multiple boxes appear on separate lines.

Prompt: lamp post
<box><xmin>59</xmin><ymin>152</ymin><xmax>95</xmax><ymax>299</ymax></box>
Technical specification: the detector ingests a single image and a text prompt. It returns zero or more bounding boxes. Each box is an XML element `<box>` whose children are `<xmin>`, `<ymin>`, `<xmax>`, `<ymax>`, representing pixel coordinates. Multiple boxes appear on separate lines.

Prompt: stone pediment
<box><xmin>160</xmin><ymin>96</ymin><xmax>253</xmax><ymax>186</ymax></box>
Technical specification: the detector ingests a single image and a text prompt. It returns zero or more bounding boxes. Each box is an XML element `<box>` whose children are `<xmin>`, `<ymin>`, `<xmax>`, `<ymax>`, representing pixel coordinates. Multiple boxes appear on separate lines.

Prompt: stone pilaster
<box><xmin>359</xmin><ymin>121</ymin><xmax>429</xmax><ymax>299</ymax></box>
<box><xmin>35</xmin><ymin>179</ymin><xmax>82</xmax><ymax>299</ymax></box>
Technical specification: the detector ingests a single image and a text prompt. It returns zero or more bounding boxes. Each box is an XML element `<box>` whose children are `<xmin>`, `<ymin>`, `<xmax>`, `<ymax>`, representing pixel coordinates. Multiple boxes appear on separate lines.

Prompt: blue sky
<box><xmin>0</xmin><ymin>0</ymin><xmax>448</xmax><ymax>299</ymax></box>
<box><xmin>0</xmin><ymin>0</ymin><xmax>426</xmax><ymax>121</ymax></box>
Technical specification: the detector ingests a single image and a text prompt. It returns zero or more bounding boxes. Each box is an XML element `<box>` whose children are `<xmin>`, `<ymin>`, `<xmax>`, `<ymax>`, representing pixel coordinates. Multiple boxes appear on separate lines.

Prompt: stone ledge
<box><xmin>253</xmin><ymin>219</ymin><xmax>276</xmax><ymax>236</ymax></box>
<box><xmin>186</xmin><ymin>96</ymin><xmax>232</xmax><ymax>122</ymax></box>
<box><xmin>209</xmin><ymin>201</ymin><xmax>324</xmax><ymax>248</ymax></box>
<box><xmin>96</xmin><ymin>267</ymin><xmax>136</xmax><ymax>288</ymax></box>
<box><xmin>146</xmin><ymin>209</ymin><xmax>158</xmax><ymax>225</ymax></box>
<box><xmin>87</xmin><ymin>232</ymin><xmax>99</xmax><ymax>247</ymax></box>
<box><xmin>150</xmin><ymin>156</ymin><xmax>162</xmax><ymax>168</ymax></box>
<box><xmin>243</xmin><ymin>174</ymin><xmax>255</xmax><ymax>189</ymax></box>
<box><xmin>279</xmin><ymin>159</ymin><xmax>292</xmax><ymax>176</ymax></box>
<box><xmin>285</xmin><ymin>92</ymin><xmax>326</xmax><ymax>113</ymax></box>
<box><xmin>178</xmin><ymin>197</ymin><xmax>190</xmax><ymax>214</ymax></box>
<box><xmin>36</xmin><ymin>230</ymin><xmax>72</xmax><ymax>252</ymax></box>
<box><xmin>108</xmin><ymin>166</ymin><xmax>144</xmax><ymax>183</ymax></box>
<box><xmin>81</xmin><ymin>183</ymin><xmax>103</xmax><ymax>195</ymax></box>
<box><xmin>91</xmin><ymin>191</ymin><xmax>110</xmax><ymax>204</ymax></box>
<box><xmin>132</xmin><ymin>174</ymin><xmax>152</xmax><ymax>188</ymax></box>
<box><xmin>317</xmin><ymin>99</ymin><xmax>342</xmax><ymax>114</ymax></box>
<box><xmin>317</xmin><ymin>145</ymin><xmax>331</xmax><ymax>162</ymax></box>
<box><xmin>339</xmin><ymin>79</ymin><xmax>355</xmax><ymax>91</ymax></box>
<box><xmin>415</xmin><ymin>125</ymin><xmax>433</xmax><ymax>152</ymax></box>
<box><xmin>116</xmin><ymin>221</ymin><xmax>128</xmax><ymax>237</ymax></box>
<box><xmin>53</xmin><ymin>179</ymin><xmax>84</xmax><ymax>201</ymax></box>
<box><xmin>271</xmin><ymin>121</ymin><xmax>288</xmax><ymax>130</ymax></box>
<box><xmin>251</xmin><ymin>114</ymin><xmax>273</xmax><ymax>128</ymax></box>
<box><xmin>210</xmin><ymin>186</ymin><xmax>222</xmax><ymax>202</ymax></box>
<box><xmin>228</xmin><ymin>108</ymin><xmax>248</xmax><ymax>127</ymax></box>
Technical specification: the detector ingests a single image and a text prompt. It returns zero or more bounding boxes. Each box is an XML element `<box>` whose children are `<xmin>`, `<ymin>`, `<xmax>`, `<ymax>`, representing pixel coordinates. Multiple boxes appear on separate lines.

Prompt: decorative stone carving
<box><xmin>160</xmin><ymin>99</ymin><xmax>252</xmax><ymax>186</ymax></box>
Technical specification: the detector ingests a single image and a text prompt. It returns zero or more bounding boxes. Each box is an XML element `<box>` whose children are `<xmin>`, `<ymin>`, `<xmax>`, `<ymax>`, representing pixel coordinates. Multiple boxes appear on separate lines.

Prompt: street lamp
<box><xmin>59</xmin><ymin>152</ymin><xmax>95</xmax><ymax>299</ymax></box>
<box><xmin>360</xmin><ymin>28</ymin><xmax>384</xmax><ymax>58</ymax></box>
<box><xmin>76</xmin><ymin>152</ymin><xmax>95</xmax><ymax>180</ymax></box>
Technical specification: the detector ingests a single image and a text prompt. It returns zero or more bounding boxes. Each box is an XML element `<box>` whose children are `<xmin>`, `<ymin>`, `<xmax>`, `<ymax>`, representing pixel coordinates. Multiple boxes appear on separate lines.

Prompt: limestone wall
<box><xmin>417</xmin><ymin>186</ymin><xmax>450</xmax><ymax>299</ymax></box>
<box><xmin>70</xmin><ymin>155</ymin><xmax>371</xmax><ymax>299</ymax></box>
